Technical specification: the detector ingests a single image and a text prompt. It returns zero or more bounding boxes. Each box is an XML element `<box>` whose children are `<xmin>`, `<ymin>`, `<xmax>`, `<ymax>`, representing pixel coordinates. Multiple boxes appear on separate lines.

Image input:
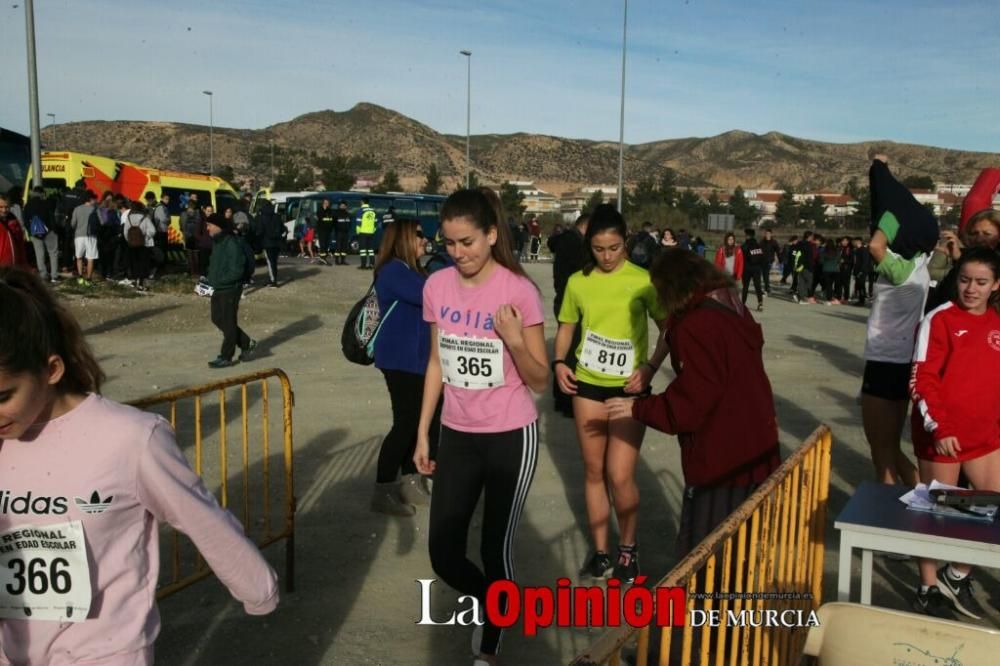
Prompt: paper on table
<box><xmin>899</xmin><ymin>480</ymin><xmax>998</xmax><ymax>522</ymax></box>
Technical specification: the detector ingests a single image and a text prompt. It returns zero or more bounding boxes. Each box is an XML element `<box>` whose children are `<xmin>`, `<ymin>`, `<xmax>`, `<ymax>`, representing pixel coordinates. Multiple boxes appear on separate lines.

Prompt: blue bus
<box><xmin>293</xmin><ymin>191</ymin><xmax>446</xmax><ymax>252</ymax></box>
<box><xmin>0</xmin><ymin>128</ymin><xmax>30</xmax><ymax>193</ymax></box>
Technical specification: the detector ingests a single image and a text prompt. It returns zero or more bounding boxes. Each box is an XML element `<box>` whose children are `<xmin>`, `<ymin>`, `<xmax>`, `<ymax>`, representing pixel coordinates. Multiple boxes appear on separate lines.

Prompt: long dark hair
<box><xmin>440</xmin><ymin>188</ymin><xmax>533</xmax><ymax>284</ymax></box>
<box><xmin>0</xmin><ymin>267</ymin><xmax>105</xmax><ymax>394</ymax></box>
<box><xmin>723</xmin><ymin>232</ymin><xmax>737</xmax><ymax>257</ymax></box>
<box><xmin>582</xmin><ymin>204</ymin><xmax>628</xmax><ymax>276</ymax></box>
<box><xmin>649</xmin><ymin>248</ymin><xmax>735</xmax><ymax>318</ymax></box>
<box><xmin>956</xmin><ymin>246</ymin><xmax>1000</xmax><ymax>312</ymax></box>
<box><xmin>374</xmin><ymin>218</ymin><xmax>425</xmax><ymax>276</ymax></box>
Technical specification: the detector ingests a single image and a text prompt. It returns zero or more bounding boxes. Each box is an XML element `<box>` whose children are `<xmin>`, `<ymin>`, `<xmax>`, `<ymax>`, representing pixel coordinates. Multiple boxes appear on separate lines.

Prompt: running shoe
<box><xmin>756</xmin><ymin>302</ymin><xmax>764</xmax><ymax>312</ymax></box>
<box><xmin>207</xmin><ymin>357</ymin><xmax>238</xmax><ymax>369</ymax></box>
<box><xmin>239</xmin><ymin>339</ymin><xmax>258</xmax><ymax>363</ymax></box>
<box><xmin>912</xmin><ymin>585</ymin><xmax>955</xmax><ymax>619</ymax></box>
<box><xmin>579</xmin><ymin>551</ymin><xmax>613</xmax><ymax>579</ymax></box>
<box><xmin>612</xmin><ymin>547</ymin><xmax>639</xmax><ymax>584</ymax></box>
<box><xmin>792</xmin><ymin>293</ymin><xmax>800</xmax><ymax>304</ymax></box>
<box><xmin>936</xmin><ymin>566</ymin><xmax>985</xmax><ymax>620</ymax></box>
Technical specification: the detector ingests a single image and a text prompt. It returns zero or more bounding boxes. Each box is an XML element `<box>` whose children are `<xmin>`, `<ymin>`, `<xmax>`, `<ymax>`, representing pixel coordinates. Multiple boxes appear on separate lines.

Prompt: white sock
<box><xmin>946</xmin><ymin>564</ymin><xmax>968</xmax><ymax>581</ymax></box>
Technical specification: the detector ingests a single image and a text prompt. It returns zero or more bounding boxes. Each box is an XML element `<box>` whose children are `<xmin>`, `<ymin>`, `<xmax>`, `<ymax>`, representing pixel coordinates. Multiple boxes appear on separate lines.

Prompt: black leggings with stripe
<box><xmin>429</xmin><ymin>421</ymin><xmax>538</xmax><ymax>657</ymax></box>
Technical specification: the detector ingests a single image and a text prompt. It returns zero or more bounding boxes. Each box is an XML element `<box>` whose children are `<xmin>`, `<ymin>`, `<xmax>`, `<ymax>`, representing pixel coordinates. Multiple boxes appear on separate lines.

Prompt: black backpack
<box><xmin>341</xmin><ymin>282</ymin><xmax>397</xmax><ymax>365</ymax></box>
<box><xmin>87</xmin><ymin>207</ymin><xmax>101</xmax><ymax>237</ymax></box>
<box><xmin>629</xmin><ymin>232</ymin><xmax>658</xmax><ymax>268</ymax></box>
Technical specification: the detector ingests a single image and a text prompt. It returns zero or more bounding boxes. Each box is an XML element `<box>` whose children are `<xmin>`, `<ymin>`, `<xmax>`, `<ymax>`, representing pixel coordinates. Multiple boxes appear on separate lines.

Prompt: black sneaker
<box><xmin>239</xmin><ymin>339</ymin><xmax>258</xmax><ymax>362</ymax></box>
<box><xmin>913</xmin><ymin>585</ymin><xmax>955</xmax><ymax>619</ymax></box>
<box><xmin>207</xmin><ymin>357</ymin><xmax>237</xmax><ymax>369</ymax></box>
<box><xmin>937</xmin><ymin>566</ymin><xmax>985</xmax><ymax>620</ymax></box>
<box><xmin>579</xmin><ymin>551</ymin><xmax>612</xmax><ymax>579</ymax></box>
<box><xmin>612</xmin><ymin>547</ymin><xmax>639</xmax><ymax>584</ymax></box>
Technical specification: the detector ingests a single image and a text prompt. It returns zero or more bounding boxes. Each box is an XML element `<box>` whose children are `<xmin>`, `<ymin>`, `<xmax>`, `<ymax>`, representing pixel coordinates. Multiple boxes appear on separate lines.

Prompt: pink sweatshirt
<box><xmin>0</xmin><ymin>394</ymin><xmax>278</xmax><ymax>665</ymax></box>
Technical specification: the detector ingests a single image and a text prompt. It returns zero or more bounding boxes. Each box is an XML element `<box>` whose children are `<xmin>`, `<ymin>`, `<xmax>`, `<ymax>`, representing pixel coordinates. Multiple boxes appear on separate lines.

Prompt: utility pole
<box><xmin>616</xmin><ymin>0</ymin><xmax>628</xmax><ymax>213</ymax></box>
<box><xmin>270</xmin><ymin>140</ymin><xmax>275</xmax><ymax>186</ymax></box>
<box><xmin>24</xmin><ymin>0</ymin><xmax>42</xmax><ymax>188</ymax></box>
<box><xmin>460</xmin><ymin>50</ymin><xmax>472</xmax><ymax>189</ymax></box>
<box><xmin>203</xmin><ymin>90</ymin><xmax>214</xmax><ymax>175</ymax></box>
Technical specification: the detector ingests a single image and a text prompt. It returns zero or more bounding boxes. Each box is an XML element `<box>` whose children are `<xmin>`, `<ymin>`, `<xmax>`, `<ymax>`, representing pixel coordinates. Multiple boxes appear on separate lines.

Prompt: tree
<box><xmin>582</xmin><ymin>190</ymin><xmax>604</xmax><ymax>215</ymax></box>
<box><xmin>294</xmin><ymin>168</ymin><xmax>315</xmax><ymax>191</ymax></box>
<box><xmin>319</xmin><ymin>156</ymin><xmax>355</xmax><ymax>191</ymax></box>
<box><xmin>628</xmin><ymin>178</ymin><xmax>659</xmax><ymax>214</ymax></box>
<box><xmin>802</xmin><ymin>195</ymin><xmax>827</xmax><ymax>228</ymax></box>
<box><xmin>850</xmin><ymin>186</ymin><xmax>872</xmax><ymax>229</ymax></box>
<box><xmin>273</xmin><ymin>162</ymin><xmax>299</xmax><ymax>190</ymax></box>
<box><xmin>707</xmin><ymin>190</ymin><xmax>726</xmax><ymax>214</ymax></box>
<box><xmin>677</xmin><ymin>187</ymin><xmax>708</xmax><ymax>225</ymax></box>
<box><xmin>658</xmin><ymin>168</ymin><xmax>678</xmax><ymax>207</ymax></box>
<box><xmin>453</xmin><ymin>171</ymin><xmax>480</xmax><ymax>192</ymax></box>
<box><xmin>216</xmin><ymin>165</ymin><xmax>236</xmax><ymax>185</ymax></box>
<box><xmin>421</xmin><ymin>163</ymin><xmax>442</xmax><ymax>194</ymax></box>
<box><xmin>728</xmin><ymin>186</ymin><xmax>759</xmax><ymax>227</ymax></box>
<box><xmin>941</xmin><ymin>205</ymin><xmax>961</xmax><ymax>228</ymax></box>
<box><xmin>373</xmin><ymin>170</ymin><xmax>402</xmax><ymax>194</ymax></box>
<box><xmin>499</xmin><ymin>181</ymin><xmax>526</xmax><ymax>218</ymax></box>
<box><xmin>902</xmin><ymin>175</ymin><xmax>936</xmax><ymax>191</ymax></box>
<box><xmin>775</xmin><ymin>188</ymin><xmax>799</xmax><ymax>227</ymax></box>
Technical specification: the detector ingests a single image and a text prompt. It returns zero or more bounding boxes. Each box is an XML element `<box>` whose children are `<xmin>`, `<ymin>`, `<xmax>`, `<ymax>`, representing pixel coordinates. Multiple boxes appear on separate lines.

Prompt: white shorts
<box><xmin>74</xmin><ymin>236</ymin><xmax>99</xmax><ymax>260</ymax></box>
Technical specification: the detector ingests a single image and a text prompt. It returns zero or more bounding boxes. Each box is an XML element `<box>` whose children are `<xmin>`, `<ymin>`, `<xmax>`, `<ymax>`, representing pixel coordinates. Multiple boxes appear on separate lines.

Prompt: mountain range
<box><xmin>39</xmin><ymin>102</ymin><xmax>1000</xmax><ymax>195</ymax></box>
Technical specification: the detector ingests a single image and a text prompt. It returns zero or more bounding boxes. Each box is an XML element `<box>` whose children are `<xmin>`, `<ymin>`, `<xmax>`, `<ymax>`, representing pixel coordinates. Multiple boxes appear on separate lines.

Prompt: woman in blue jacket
<box><xmin>372</xmin><ymin>219</ymin><xmax>440</xmax><ymax>515</ymax></box>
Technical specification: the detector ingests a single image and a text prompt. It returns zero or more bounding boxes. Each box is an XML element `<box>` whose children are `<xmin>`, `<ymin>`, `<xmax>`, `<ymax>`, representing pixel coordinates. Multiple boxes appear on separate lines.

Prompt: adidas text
<box><xmin>0</xmin><ymin>491</ymin><xmax>68</xmax><ymax>515</ymax></box>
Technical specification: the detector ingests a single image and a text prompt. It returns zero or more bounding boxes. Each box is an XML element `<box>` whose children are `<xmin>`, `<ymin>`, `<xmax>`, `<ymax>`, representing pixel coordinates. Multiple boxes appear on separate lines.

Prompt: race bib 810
<box><xmin>438</xmin><ymin>332</ymin><xmax>506</xmax><ymax>390</ymax></box>
<box><xmin>579</xmin><ymin>330</ymin><xmax>635</xmax><ymax>377</ymax></box>
<box><xmin>0</xmin><ymin>521</ymin><xmax>92</xmax><ymax>622</ymax></box>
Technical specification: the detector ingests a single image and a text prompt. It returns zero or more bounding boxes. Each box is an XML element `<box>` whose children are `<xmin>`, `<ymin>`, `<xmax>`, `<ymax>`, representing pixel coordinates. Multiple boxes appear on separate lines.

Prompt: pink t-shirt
<box><xmin>423</xmin><ymin>264</ymin><xmax>544</xmax><ymax>433</ymax></box>
<box><xmin>0</xmin><ymin>394</ymin><xmax>277</xmax><ymax>665</ymax></box>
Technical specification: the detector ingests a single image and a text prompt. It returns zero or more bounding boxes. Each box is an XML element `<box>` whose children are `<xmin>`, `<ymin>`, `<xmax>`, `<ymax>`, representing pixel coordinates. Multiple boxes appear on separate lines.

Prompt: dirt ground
<box><xmin>63</xmin><ymin>257</ymin><xmax>999</xmax><ymax>665</ymax></box>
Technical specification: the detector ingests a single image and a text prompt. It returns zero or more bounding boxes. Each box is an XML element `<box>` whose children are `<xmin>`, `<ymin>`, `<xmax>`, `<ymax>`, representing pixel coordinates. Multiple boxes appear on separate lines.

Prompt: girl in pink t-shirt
<box><xmin>415</xmin><ymin>188</ymin><xmax>548</xmax><ymax>666</ymax></box>
<box><xmin>0</xmin><ymin>268</ymin><xmax>277</xmax><ymax>665</ymax></box>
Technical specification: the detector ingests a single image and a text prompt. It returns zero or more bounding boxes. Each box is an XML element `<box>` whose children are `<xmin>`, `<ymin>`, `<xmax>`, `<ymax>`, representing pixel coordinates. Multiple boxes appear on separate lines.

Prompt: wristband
<box><xmin>643</xmin><ymin>361</ymin><xmax>659</xmax><ymax>373</ymax></box>
<box><xmin>551</xmin><ymin>359</ymin><xmax>568</xmax><ymax>372</ymax></box>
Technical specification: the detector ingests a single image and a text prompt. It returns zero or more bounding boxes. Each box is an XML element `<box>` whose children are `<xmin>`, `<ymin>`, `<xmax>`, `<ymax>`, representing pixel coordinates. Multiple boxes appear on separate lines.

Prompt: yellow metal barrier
<box><xmin>572</xmin><ymin>425</ymin><xmax>832</xmax><ymax>666</ymax></box>
<box><xmin>127</xmin><ymin>368</ymin><xmax>296</xmax><ymax>599</ymax></box>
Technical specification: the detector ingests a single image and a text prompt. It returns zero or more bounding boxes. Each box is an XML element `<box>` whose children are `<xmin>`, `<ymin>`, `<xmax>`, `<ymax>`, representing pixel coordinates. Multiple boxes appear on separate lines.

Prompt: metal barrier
<box><xmin>572</xmin><ymin>425</ymin><xmax>832</xmax><ymax>666</ymax></box>
<box><xmin>127</xmin><ymin>368</ymin><xmax>296</xmax><ymax>599</ymax></box>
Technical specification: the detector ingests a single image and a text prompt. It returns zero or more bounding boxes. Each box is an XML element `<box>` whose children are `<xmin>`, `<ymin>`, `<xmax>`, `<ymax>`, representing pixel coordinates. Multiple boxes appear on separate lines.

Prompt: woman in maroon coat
<box><xmin>607</xmin><ymin>248</ymin><xmax>780</xmax><ymax>557</ymax></box>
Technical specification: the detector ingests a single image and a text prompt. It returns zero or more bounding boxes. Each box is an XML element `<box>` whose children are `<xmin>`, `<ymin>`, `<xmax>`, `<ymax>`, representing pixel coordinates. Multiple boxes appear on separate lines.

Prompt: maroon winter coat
<box><xmin>631</xmin><ymin>288</ymin><xmax>780</xmax><ymax>486</ymax></box>
<box><xmin>0</xmin><ymin>214</ymin><xmax>29</xmax><ymax>269</ymax></box>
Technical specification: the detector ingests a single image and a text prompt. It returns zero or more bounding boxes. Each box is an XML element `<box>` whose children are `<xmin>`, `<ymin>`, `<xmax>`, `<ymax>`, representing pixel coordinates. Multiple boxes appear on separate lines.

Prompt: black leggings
<box><xmin>429</xmin><ymin>422</ymin><xmax>538</xmax><ymax>657</ymax></box>
<box><xmin>378</xmin><ymin>369</ymin><xmax>441</xmax><ymax>483</ymax></box>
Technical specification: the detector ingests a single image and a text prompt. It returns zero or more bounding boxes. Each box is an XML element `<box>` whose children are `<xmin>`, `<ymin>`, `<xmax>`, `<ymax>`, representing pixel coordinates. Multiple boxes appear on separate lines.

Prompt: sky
<box><xmin>2</xmin><ymin>0</ymin><xmax>998</xmax><ymax>152</ymax></box>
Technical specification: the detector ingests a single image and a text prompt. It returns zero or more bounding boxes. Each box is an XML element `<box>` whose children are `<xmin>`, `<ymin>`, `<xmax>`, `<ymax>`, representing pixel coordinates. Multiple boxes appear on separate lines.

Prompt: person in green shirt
<box><xmin>552</xmin><ymin>204</ymin><xmax>669</xmax><ymax>584</ymax></box>
<box><xmin>206</xmin><ymin>214</ymin><xmax>257</xmax><ymax>368</ymax></box>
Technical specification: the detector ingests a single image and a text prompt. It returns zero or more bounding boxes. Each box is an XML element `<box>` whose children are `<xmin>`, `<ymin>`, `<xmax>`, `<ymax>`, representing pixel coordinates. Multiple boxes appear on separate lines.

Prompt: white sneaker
<box><xmin>471</xmin><ymin>624</ymin><xmax>483</xmax><ymax>656</ymax></box>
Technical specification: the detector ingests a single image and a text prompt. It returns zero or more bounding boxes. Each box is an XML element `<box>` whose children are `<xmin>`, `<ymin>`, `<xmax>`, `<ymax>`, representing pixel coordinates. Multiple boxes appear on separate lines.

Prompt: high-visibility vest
<box><xmin>356</xmin><ymin>205</ymin><xmax>377</xmax><ymax>234</ymax></box>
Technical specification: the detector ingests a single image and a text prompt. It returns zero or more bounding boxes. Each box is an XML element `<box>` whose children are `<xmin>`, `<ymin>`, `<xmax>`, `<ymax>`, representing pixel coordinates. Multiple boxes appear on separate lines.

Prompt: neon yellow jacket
<box><xmin>355</xmin><ymin>205</ymin><xmax>377</xmax><ymax>234</ymax></box>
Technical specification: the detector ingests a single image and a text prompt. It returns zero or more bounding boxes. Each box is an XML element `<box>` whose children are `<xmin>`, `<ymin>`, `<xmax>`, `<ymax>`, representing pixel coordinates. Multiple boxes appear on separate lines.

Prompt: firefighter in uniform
<box><xmin>333</xmin><ymin>200</ymin><xmax>353</xmax><ymax>266</ymax></box>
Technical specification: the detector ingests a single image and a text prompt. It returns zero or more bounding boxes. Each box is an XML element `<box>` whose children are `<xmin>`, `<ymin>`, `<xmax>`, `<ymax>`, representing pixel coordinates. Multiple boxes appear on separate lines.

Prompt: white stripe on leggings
<box><xmin>495</xmin><ymin>420</ymin><xmax>538</xmax><ymax>654</ymax></box>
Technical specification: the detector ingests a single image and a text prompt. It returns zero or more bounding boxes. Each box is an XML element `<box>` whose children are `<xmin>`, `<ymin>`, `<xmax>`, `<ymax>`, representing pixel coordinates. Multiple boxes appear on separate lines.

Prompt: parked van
<box><xmin>250</xmin><ymin>188</ymin><xmax>315</xmax><ymax>238</ymax></box>
<box><xmin>25</xmin><ymin>151</ymin><xmax>125</xmax><ymax>199</ymax></box>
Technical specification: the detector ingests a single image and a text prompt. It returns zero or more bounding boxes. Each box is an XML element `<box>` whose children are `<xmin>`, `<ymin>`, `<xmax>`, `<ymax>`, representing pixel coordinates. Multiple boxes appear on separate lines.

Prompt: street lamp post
<box><xmin>24</xmin><ymin>0</ymin><xmax>42</xmax><ymax>188</ymax></box>
<box><xmin>46</xmin><ymin>113</ymin><xmax>56</xmax><ymax>148</ymax></box>
<box><xmin>202</xmin><ymin>90</ymin><xmax>214</xmax><ymax>175</ymax></box>
<box><xmin>617</xmin><ymin>0</ymin><xmax>628</xmax><ymax>213</ymax></box>
<box><xmin>460</xmin><ymin>50</ymin><xmax>472</xmax><ymax>189</ymax></box>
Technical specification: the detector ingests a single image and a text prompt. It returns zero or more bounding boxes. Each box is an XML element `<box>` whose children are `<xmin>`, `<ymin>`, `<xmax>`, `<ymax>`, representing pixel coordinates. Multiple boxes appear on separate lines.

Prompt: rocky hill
<box><xmin>40</xmin><ymin>102</ymin><xmax>1000</xmax><ymax>194</ymax></box>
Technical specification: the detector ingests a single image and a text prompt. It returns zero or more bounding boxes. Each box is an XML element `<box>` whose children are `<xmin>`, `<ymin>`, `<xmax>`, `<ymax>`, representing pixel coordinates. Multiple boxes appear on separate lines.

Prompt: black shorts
<box><xmin>574</xmin><ymin>380</ymin><xmax>650</xmax><ymax>403</ymax></box>
<box><xmin>861</xmin><ymin>360</ymin><xmax>911</xmax><ymax>401</ymax></box>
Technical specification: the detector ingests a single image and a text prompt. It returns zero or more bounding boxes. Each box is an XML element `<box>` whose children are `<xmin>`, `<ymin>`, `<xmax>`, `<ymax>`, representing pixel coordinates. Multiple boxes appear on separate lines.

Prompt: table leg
<box><xmin>860</xmin><ymin>549</ymin><xmax>873</xmax><ymax>605</ymax></box>
<box><xmin>837</xmin><ymin>535</ymin><xmax>853</xmax><ymax>602</ymax></box>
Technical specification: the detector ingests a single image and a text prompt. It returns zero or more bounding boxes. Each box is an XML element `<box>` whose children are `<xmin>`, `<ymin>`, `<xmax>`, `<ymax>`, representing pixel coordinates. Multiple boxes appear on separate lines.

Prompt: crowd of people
<box><xmin>1</xmin><ymin>154</ymin><xmax>999</xmax><ymax>662</ymax></box>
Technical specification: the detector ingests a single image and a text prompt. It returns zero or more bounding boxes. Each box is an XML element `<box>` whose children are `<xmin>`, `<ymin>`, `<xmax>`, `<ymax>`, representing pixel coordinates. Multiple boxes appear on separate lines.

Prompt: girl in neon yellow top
<box><xmin>553</xmin><ymin>204</ymin><xmax>669</xmax><ymax>583</ymax></box>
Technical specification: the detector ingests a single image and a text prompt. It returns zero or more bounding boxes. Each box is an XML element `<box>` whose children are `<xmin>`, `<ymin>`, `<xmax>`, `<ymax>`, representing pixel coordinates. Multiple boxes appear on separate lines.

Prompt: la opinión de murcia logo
<box><xmin>416</xmin><ymin>579</ymin><xmax>820</xmax><ymax>634</ymax></box>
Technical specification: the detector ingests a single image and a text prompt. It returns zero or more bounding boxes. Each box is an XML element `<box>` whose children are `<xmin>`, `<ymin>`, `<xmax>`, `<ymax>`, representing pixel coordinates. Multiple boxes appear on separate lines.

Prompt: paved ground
<box><xmin>66</xmin><ymin>257</ymin><xmax>999</xmax><ymax>665</ymax></box>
